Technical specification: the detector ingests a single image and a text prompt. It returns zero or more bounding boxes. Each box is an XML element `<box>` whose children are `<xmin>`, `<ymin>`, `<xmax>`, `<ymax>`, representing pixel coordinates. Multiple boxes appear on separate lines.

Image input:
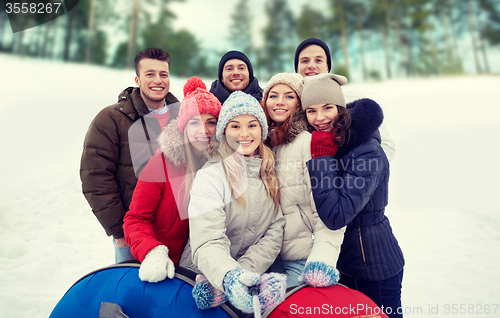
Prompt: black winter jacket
<box><xmin>306</xmin><ymin>98</ymin><xmax>404</xmax><ymax>281</ymax></box>
<box><xmin>209</xmin><ymin>77</ymin><xmax>263</xmax><ymax>104</ymax></box>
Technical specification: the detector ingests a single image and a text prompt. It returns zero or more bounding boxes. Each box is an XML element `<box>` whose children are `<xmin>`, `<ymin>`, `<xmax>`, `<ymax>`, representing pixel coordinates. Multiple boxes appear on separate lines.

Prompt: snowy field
<box><xmin>0</xmin><ymin>54</ymin><xmax>499</xmax><ymax>317</ymax></box>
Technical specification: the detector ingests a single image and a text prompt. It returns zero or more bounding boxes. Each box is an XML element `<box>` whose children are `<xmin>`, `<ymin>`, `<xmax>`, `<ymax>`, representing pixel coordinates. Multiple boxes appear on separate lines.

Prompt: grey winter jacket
<box><xmin>187</xmin><ymin>155</ymin><xmax>285</xmax><ymax>291</ymax></box>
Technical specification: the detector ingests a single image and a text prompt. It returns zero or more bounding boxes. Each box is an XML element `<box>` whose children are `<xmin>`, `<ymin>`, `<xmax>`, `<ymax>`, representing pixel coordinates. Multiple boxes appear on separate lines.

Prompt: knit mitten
<box><xmin>310</xmin><ymin>130</ymin><xmax>338</xmax><ymax>159</ymax></box>
<box><xmin>258</xmin><ymin>272</ymin><xmax>287</xmax><ymax>313</ymax></box>
<box><xmin>192</xmin><ymin>274</ymin><xmax>228</xmax><ymax>310</ymax></box>
<box><xmin>139</xmin><ymin>245</ymin><xmax>175</xmax><ymax>283</ymax></box>
<box><xmin>223</xmin><ymin>267</ymin><xmax>261</xmax><ymax>313</ymax></box>
<box><xmin>298</xmin><ymin>261</ymin><xmax>340</xmax><ymax>288</ymax></box>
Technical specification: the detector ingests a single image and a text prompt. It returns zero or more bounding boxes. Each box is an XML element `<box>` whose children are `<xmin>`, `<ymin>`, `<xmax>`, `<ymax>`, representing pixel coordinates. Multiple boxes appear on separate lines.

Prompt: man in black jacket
<box><xmin>209</xmin><ymin>50</ymin><xmax>263</xmax><ymax>104</ymax></box>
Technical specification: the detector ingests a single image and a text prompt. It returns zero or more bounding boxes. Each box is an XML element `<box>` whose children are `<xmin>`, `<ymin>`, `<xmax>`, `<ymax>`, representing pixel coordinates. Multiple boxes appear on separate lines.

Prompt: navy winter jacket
<box><xmin>209</xmin><ymin>77</ymin><xmax>263</xmax><ymax>104</ymax></box>
<box><xmin>306</xmin><ymin>98</ymin><xmax>404</xmax><ymax>281</ymax></box>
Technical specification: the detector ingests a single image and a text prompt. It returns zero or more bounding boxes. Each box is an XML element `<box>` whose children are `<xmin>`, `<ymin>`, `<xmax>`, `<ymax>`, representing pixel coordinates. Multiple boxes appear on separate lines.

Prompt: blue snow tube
<box><xmin>49</xmin><ymin>263</ymin><xmax>242</xmax><ymax>318</ymax></box>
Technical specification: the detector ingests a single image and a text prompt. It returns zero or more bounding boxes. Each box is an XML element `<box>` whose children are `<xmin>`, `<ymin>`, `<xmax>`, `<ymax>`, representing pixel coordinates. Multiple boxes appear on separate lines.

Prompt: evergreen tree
<box><xmin>228</xmin><ymin>0</ymin><xmax>254</xmax><ymax>55</ymax></box>
<box><xmin>296</xmin><ymin>4</ymin><xmax>327</xmax><ymax>40</ymax></box>
<box><xmin>259</xmin><ymin>0</ymin><xmax>296</xmax><ymax>76</ymax></box>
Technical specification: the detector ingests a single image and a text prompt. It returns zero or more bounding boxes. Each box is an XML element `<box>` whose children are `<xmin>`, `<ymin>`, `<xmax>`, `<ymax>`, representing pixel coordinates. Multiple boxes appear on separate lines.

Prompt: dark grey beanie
<box><xmin>294</xmin><ymin>38</ymin><xmax>332</xmax><ymax>73</ymax></box>
<box><xmin>218</xmin><ymin>51</ymin><xmax>254</xmax><ymax>83</ymax></box>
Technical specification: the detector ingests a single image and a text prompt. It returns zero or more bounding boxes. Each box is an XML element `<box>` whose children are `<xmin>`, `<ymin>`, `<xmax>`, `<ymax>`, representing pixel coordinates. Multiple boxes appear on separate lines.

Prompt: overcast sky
<box><xmin>169</xmin><ymin>0</ymin><xmax>328</xmax><ymax>50</ymax></box>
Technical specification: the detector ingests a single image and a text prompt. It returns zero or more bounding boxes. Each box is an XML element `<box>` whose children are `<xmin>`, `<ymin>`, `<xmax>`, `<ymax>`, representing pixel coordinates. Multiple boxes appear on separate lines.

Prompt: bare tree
<box><xmin>126</xmin><ymin>0</ymin><xmax>141</xmax><ymax>69</ymax></box>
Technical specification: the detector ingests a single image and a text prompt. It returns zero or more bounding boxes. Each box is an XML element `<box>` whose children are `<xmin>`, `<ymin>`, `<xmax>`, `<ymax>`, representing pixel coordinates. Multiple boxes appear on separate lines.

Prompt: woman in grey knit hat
<box><xmin>303</xmin><ymin>73</ymin><xmax>405</xmax><ymax>318</ymax></box>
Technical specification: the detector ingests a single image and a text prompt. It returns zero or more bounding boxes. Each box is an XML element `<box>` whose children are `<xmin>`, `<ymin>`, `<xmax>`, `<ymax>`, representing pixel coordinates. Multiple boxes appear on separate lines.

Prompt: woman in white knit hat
<box><xmin>187</xmin><ymin>91</ymin><xmax>287</xmax><ymax>315</ymax></box>
<box><xmin>261</xmin><ymin>73</ymin><xmax>346</xmax><ymax>289</ymax></box>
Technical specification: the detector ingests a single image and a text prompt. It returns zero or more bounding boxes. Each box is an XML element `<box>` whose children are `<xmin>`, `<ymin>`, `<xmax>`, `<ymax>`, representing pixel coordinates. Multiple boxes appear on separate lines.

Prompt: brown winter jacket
<box><xmin>80</xmin><ymin>87</ymin><xmax>180</xmax><ymax>239</ymax></box>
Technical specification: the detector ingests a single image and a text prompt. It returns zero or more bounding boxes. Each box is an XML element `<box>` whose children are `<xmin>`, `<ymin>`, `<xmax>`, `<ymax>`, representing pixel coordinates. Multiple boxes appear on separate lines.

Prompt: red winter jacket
<box><xmin>124</xmin><ymin>119</ymin><xmax>190</xmax><ymax>264</ymax></box>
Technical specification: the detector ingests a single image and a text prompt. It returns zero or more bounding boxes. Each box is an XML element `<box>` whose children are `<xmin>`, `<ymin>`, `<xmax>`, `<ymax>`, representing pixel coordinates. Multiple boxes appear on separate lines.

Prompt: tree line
<box><xmin>0</xmin><ymin>0</ymin><xmax>498</xmax><ymax>80</ymax></box>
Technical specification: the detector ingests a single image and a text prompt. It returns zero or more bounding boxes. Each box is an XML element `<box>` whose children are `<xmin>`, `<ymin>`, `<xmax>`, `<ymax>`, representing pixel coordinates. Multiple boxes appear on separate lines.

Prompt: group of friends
<box><xmin>80</xmin><ymin>38</ymin><xmax>405</xmax><ymax>317</ymax></box>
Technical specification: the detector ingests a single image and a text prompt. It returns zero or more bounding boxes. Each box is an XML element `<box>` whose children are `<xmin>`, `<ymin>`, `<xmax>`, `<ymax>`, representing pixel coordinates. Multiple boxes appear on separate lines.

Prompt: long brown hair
<box><xmin>180</xmin><ymin>128</ymin><xmax>209</xmax><ymax>209</ymax></box>
<box><xmin>331</xmin><ymin>105</ymin><xmax>351</xmax><ymax>148</ymax></box>
<box><xmin>261</xmin><ymin>91</ymin><xmax>301</xmax><ymax>147</ymax></box>
<box><xmin>305</xmin><ymin>104</ymin><xmax>351</xmax><ymax>149</ymax></box>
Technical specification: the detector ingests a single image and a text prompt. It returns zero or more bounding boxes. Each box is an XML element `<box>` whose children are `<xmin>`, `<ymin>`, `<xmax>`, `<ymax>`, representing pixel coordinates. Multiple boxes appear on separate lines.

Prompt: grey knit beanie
<box><xmin>216</xmin><ymin>91</ymin><xmax>269</xmax><ymax>141</ymax></box>
<box><xmin>301</xmin><ymin>73</ymin><xmax>348</xmax><ymax>110</ymax></box>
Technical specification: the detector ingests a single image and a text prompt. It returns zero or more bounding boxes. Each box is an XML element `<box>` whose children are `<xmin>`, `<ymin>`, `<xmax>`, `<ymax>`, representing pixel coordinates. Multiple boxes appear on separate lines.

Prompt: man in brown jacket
<box><xmin>80</xmin><ymin>48</ymin><xmax>180</xmax><ymax>263</ymax></box>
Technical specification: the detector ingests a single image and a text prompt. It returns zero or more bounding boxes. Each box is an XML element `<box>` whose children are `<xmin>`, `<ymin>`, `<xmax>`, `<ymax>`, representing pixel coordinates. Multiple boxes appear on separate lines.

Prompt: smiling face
<box><xmin>265</xmin><ymin>84</ymin><xmax>299</xmax><ymax>125</ymax></box>
<box><xmin>221</xmin><ymin>59</ymin><xmax>250</xmax><ymax>92</ymax></box>
<box><xmin>185</xmin><ymin>113</ymin><xmax>218</xmax><ymax>157</ymax></box>
<box><xmin>224</xmin><ymin>114</ymin><xmax>261</xmax><ymax>157</ymax></box>
<box><xmin>305</xmin><ymin>103</ymin><xmax>339</xmax><ymax>131</ymax></box>
<box><xmin>297</xmin><ymin>45</ymin><xmax>329</xmax><ymax>77</ymax></box>
<box><xmin>135</xmin><ymin>58</ymin><xmax>170</xmax><ymax>109</ymax></box>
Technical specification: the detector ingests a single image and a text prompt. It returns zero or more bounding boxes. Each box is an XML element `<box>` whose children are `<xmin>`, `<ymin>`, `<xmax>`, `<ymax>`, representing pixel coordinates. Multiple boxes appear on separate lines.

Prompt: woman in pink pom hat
<box><xmin>123</xmin><ymin>76</ymin><xmax>222</xmax><ymax>283</ymax></box>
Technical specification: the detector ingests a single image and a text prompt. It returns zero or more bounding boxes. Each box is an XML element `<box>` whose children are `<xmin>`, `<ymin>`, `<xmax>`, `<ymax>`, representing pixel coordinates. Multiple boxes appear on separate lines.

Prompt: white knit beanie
<box><xmin>301</xmin><ymin>73</ymin><xmax>348</xmax><ymax>110</ymax></box>
<box><xmin>215</xmin><ymin>91</ymin><xmax>269</xmax><ymax>141</ymax></box>
<box><xmin>263</xmin><ymin>73</ymin><xmax>304</xmax><ymax>99</ymax></box>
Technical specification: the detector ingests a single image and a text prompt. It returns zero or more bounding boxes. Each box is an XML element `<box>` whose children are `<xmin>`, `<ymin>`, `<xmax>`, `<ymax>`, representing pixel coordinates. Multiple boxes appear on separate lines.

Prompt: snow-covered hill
<box><xmin>0</xmin><ymin>54</ymin><xmax>499</xmax><ymax>317</ymax></box>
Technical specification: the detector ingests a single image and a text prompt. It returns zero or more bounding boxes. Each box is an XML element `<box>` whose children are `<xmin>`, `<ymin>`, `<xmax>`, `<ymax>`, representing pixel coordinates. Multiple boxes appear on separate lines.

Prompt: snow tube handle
<box><xmin>99</xmin><ymin>302</ymin><xmax>130</xmax><ymax>318</ymax></box>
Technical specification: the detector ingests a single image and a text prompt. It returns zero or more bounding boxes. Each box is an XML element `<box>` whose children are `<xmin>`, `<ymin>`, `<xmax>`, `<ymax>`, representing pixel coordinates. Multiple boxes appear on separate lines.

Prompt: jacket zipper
<box><xmin>358</xmin><ymin>226</ymin><xmax>367</xmax><ymax>265</ymax></box>
<box><xmin>297</xmin><ymin>204</ymin><xmax>314</xmax><ymax>240</ymax></box>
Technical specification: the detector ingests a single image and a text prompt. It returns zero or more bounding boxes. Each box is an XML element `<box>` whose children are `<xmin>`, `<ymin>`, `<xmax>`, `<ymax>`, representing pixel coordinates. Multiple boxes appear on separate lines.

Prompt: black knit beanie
<box><xmin>218</xmin><ymin>51</ymin><xmax>254</xmax><ymax>83</ymax></box>
<box><xmin>294</xmin><ymin>38</ymin><xmax>332</xmax><ymax>73</ymax></box>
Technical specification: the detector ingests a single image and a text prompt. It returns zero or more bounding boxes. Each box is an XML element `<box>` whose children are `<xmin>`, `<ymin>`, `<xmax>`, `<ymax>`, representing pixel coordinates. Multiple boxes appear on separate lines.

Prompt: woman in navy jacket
<box><xmin>301</xmin><ymin>73</ymin><xmax>404</xmax><ymax>318</ymax></box>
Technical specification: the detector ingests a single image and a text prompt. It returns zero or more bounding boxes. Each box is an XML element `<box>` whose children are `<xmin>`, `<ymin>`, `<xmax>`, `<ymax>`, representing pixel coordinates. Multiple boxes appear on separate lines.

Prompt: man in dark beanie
<box><xmin>294</xmin><ymin>38</ymin><xmax>396</xmax><ymax>161</ymax></box>
<box><xmin>209</xmin><ymin>50</ymin><xmax>263</xmax><ymax>104</ymax></box>
<box><xmin>294</xmin><ymin>38</ymin><xmax>332</xmax><ymax>77</ymax></box>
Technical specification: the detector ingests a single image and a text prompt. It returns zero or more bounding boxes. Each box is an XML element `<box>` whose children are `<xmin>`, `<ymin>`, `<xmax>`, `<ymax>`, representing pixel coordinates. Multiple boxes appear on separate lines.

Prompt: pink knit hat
<box><xmin>177</xmin><ymin>77</ymin><xmax>222</xmax><ymax>132</ymax></box>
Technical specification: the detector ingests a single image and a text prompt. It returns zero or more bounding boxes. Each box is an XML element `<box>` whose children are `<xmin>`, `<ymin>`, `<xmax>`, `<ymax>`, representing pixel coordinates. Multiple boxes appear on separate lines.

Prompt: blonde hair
<box><xmin>218</xmin><ymin>137</ymin><xmax>280</xmax><ymax>212</ymax></box>
<box><xmin>181</xmin><ymin>129</ymin><xmax>208</xmax><ymax>209</ymax></box>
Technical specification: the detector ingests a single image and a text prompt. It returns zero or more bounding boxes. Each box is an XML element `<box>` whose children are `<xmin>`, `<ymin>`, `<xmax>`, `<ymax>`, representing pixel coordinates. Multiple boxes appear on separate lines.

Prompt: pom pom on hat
<box><xmin>263</xmin><ymin>73</ymin><xmax>304</xmax><ymax>99</ymax></box>
<box><xmin>183</xmin><ymin>76</ymin><xmax>207</xmax><ymax>97</ymax></box>
<box><xmin>215</xmin><ymin>91</ymin><xmax>268</xmax><ymax>142</ymax></box>
<box><xmin>301</xmin><ymin>73</ymin><xmax>348</xmax><ymax>110</ymax></box>
<box><xmin>178</xmin><ymin>76</ymin><xmax>222</xmax><ymax>132</ymax></box>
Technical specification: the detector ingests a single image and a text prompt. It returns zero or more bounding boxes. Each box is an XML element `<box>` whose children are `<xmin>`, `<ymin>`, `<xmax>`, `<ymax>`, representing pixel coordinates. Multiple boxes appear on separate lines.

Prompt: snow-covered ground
<box><xmin>0</xmin><ymin>54</ymin><xmax>499</xmax><ymax>317</ymax></box>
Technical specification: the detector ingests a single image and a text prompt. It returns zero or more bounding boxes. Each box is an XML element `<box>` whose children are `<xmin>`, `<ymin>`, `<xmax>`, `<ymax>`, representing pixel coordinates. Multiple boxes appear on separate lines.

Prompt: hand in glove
<box><xmin>310</xmin><ymin>130</ymin><xmax>338</xmax><ymax>159</ymax></box>
<box><xmin>192</xmin><ymin>274</ymin><xmax>228</xmax><ymax>310</ymax></box>
<box><xmin>298</xmin><ymin>261</ymin><xmax>340</xmax><ymax>288</ymax></box>
<box><xmin>223</xmin><ymin>267</ymin><xmax>261</xmax><ymax>313</ymax></box>
<box><xmin>258</xmin><ymin>272</ymin><xmax>287</xmax><ymax>313</ymax></box>
<box><xmin>138</xmin><ymin>245</ymin><xmax>175</xmax><ymax>283</ymax></box>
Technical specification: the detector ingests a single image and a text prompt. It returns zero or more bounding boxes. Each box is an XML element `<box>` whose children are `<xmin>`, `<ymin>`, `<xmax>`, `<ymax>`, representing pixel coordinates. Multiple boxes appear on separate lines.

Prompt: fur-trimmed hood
<box><xmin>157</xmin><ymin>119</ymin><xmax>188</xmax><ymax>167</ymax></box>
<box><xmin>267</xmin><ymin>109</ymin><xmax>310</xmax><ymax>145</ymax></box>
<box><xmin>337</xmin><ymin>98</ymin><xmax>384</xmax><ymax>157</ymax></box>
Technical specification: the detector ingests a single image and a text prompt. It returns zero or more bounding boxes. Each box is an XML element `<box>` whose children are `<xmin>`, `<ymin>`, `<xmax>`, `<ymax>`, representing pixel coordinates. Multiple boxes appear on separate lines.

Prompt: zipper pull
<box><xmin>311</xmin><ymin>232</ymin><xmax>315</xmax><ymax>240</ymax></box>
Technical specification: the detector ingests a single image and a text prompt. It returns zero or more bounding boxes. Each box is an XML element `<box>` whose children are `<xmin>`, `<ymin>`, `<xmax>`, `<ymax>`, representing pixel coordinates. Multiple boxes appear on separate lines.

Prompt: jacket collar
<box><xmin>271</xmin><ymin>109</ymin><xmax>309</xmax><ymax>145</ymax></box>
<box><xmin>209</xmin><ymin>77</ymin><xmax>263</xmax><ymax>104</ymax></box>
<box><xmin>116</xmin><ymin>87</ymin><xmax>180</xmax><ymax>120</ymax></box>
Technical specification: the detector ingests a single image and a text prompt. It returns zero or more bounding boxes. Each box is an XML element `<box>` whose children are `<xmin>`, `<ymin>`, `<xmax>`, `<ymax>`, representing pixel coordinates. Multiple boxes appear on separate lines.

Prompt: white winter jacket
<box><xmin>270</xmin><ymin>111</ymin><xmax>345</xmax><ymax>267</ymax></box>
<box><xmin>188</xmin><ymin>154</ymin><xmax>285</xmax><ymax>291</ymax></box>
